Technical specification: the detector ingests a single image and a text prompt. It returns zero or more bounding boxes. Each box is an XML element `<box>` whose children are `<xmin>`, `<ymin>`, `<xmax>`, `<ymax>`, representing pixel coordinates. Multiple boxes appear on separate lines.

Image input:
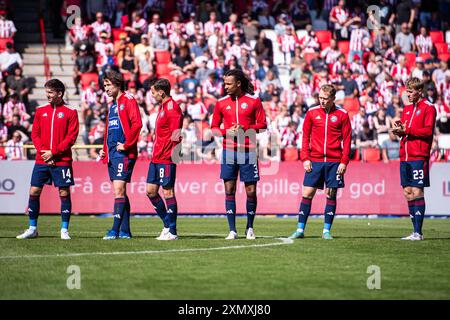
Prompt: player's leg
<box><xmin>162</xmin><ymin>186</ymin><xmax>178</xmax><ymax>240</ymax></box>
<box><xmin>58</xmin><ymin>187</ymin><xmax>72</xmax><ymax>240</ymax></box>
<box><xmin>224</xmin><ymin>179</ymin><xmax>238</xmax><ymax>239</ymax></box>
<box><xmin>289</xmin><ymin>186</ymin><xmax>317</xmax><ymax>239</ymax></box>
<box><xmin>110</xmin><ymin>180</ymin><xmax>127</xmax><ymax>235</ymax></box>
<box><xmin>17</xmin><ymin>186</ymin><xmax>43</xmax><ymax>239</ymax></box>
<box><xmin>239</xmin><ymin>150</ymin><xmax>260</xmax><ymax>240</ymax></box>
<box><xmin>322</xmin><ymin>187</ymin><xmax>337</xmax><ymax>240</ymax></box>
<box><xmin>400</xmin><ymin>161</ymin><xmax>427</xmax><ymax>240</ymax></box>
<box><xmin>321</xmin><ymin>162</ymin><xmax>345</xmax><ymax>239</ymax></box>
<box><xmin>147</xmin><ymin>182</ymin><xmax>170</xmax><ymax>239</ymax></box>
<box><xmin>17</xmin><ymin>164</ymin><xmax>51</xmax><ymax>239</ymax></box>
<box><xmin>244</xmin><ymin>182</ymin><xmax>257</xmax><ymax>240</ymax></box>
<box><xmin>119</xmin><ymin>158</ymin><xmax>136</xmax><ymax>238</ymax></box>
<box><xmin>221</xmin><ymin>149</ymin><xmax>239</xmax><ymax>239</ymax></box>
<box><xmin>289</xmin><ymin>162</ymin><xmax>324</xmax><ymax>239</ymax></box>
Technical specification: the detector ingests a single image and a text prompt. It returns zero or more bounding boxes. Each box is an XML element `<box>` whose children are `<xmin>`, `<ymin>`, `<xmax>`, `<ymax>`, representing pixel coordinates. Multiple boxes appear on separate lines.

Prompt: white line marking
<box><xmin>0</xmin><ymin>234</ymin><xmax>293</xmax><ymax>260</ymax></box>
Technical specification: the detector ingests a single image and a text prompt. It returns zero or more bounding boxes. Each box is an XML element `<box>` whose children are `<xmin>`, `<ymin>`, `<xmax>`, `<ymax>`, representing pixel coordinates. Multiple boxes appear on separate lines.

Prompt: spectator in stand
<box><xmin>348</xmin><ymin>18</ymin><xmax>369</xmax><ymax>63</ymax></box>
<box><xmin>80</xmin><ymin>80</ymin><xmax>98</xmax><ymax>122</ymax></box>
<box><xmin>355</xmin><ymin>121</ymin><xmax>378</xmax><ymax>150</ymax></box>
<box><xmin>95</xmin><ymin>31</ymin><xmax>114</xmax><ymax>71</ymax></box>
<box><xmin>391</xmin><ymin>54</ymin><xmax>410</xmax><ymax>86</ymax></box>
<box><xmin>274</xmin><ymin>13</ymin><xmax>294</xmax><ymax>37</ymax></box>
<box><xmin>125</xmin><ymin>10</ymin><xmax>148</xmax><ymax>45</ymax></box>
<box><xmin>280</xmin><ymin>121</ymin><xmax>299</xmax><ymax>149</ymax></box>
<box><xmin>87</xmin><ymin>118</ymin><xmax>105</xmax><ymax>159</ymax></box>
<box><xmin>151</xmin><ymin>27</ymin><xmax>169</xmax><ymax>51</ymax></box>
<box><xmin>241</xmin><ymin>13</ymin><xmax>258</xmax><ymax>43</ymax></box>
<box><xmin>3</xmin><ymin>93</ymin><xmax>29</xmax><ymax>125</ymax></box>
<box><xmin>377</xmin><ymin>0</ymin><xmax>396</xmax><ymax>34</ymax></box>
<box><xmin>190</xmin><ymin>35</ymin><xmax>208</xmax><ymax>59</ymax></box>
<box><xmin>395</xmin><ymin>22</ymin><xmax>416</xmax><ymax>54</ymax></box>
<box><xmin>114</xmin><ymin>33</ymin><xmax>134</xmax><ymax>63</ymax></box>
<box><xmin>181</xmin><ymin>68</ymin><xmax>200</xmax><ymax>95</ymax></box>
<box><xmin>257</xmin><ymin>7</ymin><xmax>276</xmax><ymax>30</ymax></box>
<box><xmin>381</xmin><ymin>131</ymin><xmax>400</xmax><ymax>163</ymax></box>
<box><xmin>185</xmin><ymin>12</ymin><xmax>203</xmax><ymax>38</ymax></box>
<box><xmin>254</xmin><ymin>31</ymin><xmax>273</xmax><ymax>65</ymax></box>
<box><xmin>0</xmin><ymin>9</ymin><xmax>16</xmax><ymax>38</ymax></box>
<box><xmin>204</xmin><ymin>11</ymin><xmax>223</xmax><ymax>37</ymax></box>
<box><xmin>6</xmin><ymin>66</ymin><xmax>30</xmax><ymax>106</ymax></box>
<box><xmin>0</xmin><ymin>42</ymin><xmax>23</xmax><ymax>75</ymax></box>
<box><xmin>411</xmin><ymin>57</ymin><xmax>425</xmax><ymax>80</ymax></box>
<box><xmin>91</xmin><ymin>12</ymin><xmax>111</xmax><ymax>41</ymax></box>
<box><xmin>415</xmin><ymin>26</ymin><xmax>433</xmax><ymax>55</ymax></box>
<box><xmin>291</xmin><ymin>1</ymin><xmax>311</xmax><ymax>30</ymax></box>
<box><xmin>395</xmin><ymin>0</ymin><xmax>416</xmax><ymax>33</ymax></box>
<box><xmin>73</xmin><ymin>44</ymin><xmax>95</xmax><ymax>95</ymax></box>
<box><xmin>170</xmin><ymin>41</ymin><xmax>194</xmax><ymax>75</ymax></box>
<box><xmin>5</xmin><ymin>130</ymin><xmax>25</xmax><ymax>160</ymax></box>
<box><xmin>352</xmin><ymin>106</ymin><xmax>370</xmax><ymax>134</ymax></box>
<box><xmin>134</xmin><ymin>34</ymin><xmax>153</xmax><ymax>61</ymax></box>
<box><xmin>329</xmin><ymin>0</ymin><xmax>351</xmax><ymax>40</ymax></box>
<box><xmin>119</xmin><ymin>46</ymin><xmax>138</xmax><ymax>82</ymax></box>
<box><xmin>373</xmin><ymin>26</ymin><xmax>393</xmax><ymax>55</ymax></box>
<box><xmin>338</xmin><ymin>68</ymin><xmax>358</xmax><ymax>97</ymax></box>
<box><xmin>7</xmin><ymin>114</ymin><xmax>29</xmax><ymax>141</ymax></box>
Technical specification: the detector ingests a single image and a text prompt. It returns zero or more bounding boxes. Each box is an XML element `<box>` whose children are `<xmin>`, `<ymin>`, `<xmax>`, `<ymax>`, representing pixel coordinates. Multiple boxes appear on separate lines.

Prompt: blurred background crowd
<box><xmin>1</xmin><ymin>0</ymin><xmax>450</xmax><ymax>163</ymax></box>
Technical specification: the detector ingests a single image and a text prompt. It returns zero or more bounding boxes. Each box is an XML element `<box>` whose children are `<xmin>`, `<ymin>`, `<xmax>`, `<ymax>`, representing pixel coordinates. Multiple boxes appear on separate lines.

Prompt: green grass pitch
<box><xmin>0</xmin><ymin>215</ymin><xmax>449</xmax><ymax>299</ymax></box>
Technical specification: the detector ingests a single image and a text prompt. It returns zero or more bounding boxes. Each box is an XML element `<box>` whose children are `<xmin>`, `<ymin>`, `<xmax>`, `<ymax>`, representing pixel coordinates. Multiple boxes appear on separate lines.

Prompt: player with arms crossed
<box><xmin>146</xmin><ymin>78</ymin><xmax>183</xmax><ymax>240</ymax></box>
<box><xmin>100</xmin><ymin>70</ymin><xmax>142</xmax><ymax>240</ymax></box>
<box><xmin>17</xmin><ymin>79</ymin><xmax>79</xmax><ymax>240</ymax></box>
<box><xmin>392</xmin><ymin>77</ymin><xmax>437</xmax><ymax>240</ymax></box>
<box><xmin>289</xmin><ymin>84</ymin><xmax>352</xmax><ymax>240</ymax></box>
<box><xmin>211</xmin><ymin>69</ymin><xmax>267</xmax><ymax>240</ymax></box>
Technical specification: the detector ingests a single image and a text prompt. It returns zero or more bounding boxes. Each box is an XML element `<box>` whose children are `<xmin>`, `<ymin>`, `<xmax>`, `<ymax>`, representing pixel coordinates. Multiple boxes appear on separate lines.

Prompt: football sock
<box><xmin>148</xmin><ymin>194</ymin><xmax>168</xmax><ymax>228</ymax></box>
<box><xmin>120</xmin><ymin>195</ymin><xmax>131</xmax><ymax>234</ymax></box>
<box><xmin>323</xmin><ymin>198</ymin><xmax>337</xmax><ymax>232</ymax></box>
<box><xmin>225</xmin><ymin>193</ymin><xmax>237</xmax><ymax>232</ymax></box>
<box><xmin>112</xmin><ymin>197</ymin><xmax>126</xmax><ymax>233</ymax></box>
<box><xmin>60</xmin><ymin>195</ymin><xmax>71</xmax><ymax>230</ymax></box>
<box><xmin>414</xmin><ymin>197</ymin><xmax>426</xmax><ymax>235</ymax></box>
<box><xmin>297</xmin><ymin>197</ymin><xmax>312</xmax><ymax>231</ymax></box>
<box><xmin>28</xmin><ymin>195</ymin><xmax>40</xmax><ymax>229</ymax></box>
<box><xmin>408</xmin><ymin>199</ymin><xmax>416</xmax><ymax>232</ymax></box>
<box><xmin>246</xmin><ymin>195</ymin><xmax>257</xmax><ymax>229</ymax></box>
<box><xmin>166</xmin><ymin>196</ymin><xmax>178</xmax><ymax>235</ymax></box>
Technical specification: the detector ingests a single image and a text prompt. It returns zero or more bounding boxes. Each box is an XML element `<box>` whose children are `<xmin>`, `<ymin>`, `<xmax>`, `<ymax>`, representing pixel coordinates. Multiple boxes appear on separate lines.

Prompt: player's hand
<box><xmin>303</xmin><ymin>160</ymin><xmax>312</xmax><ymax>173</ymax></box>
<box><xmin>337</xmin><ymin>163</ymin><xmax>347</xmax><ymax>175</ymax></box>
<box><xmin>116</xmin><ymin>142</ymin><xmax>125</xmax><ymax>151</ymax></box>
<box><xmin>99</xmin><ymin>150</ymin><xmax>106</xmax><ymax>159</ymax></box>
<box><xmin>41</xmin><ymin>150</ymin><xmax>53</xmax><ymax>162</ymax></box>
<box><xmin>47</xmin><ymin>159</ymin><xmax>56</xmax><ymax>167</ymax></box>
<box><xmin>226</xmin><ymin>124</ymin><xmax>239</xmax><ymax>136</ymax></box>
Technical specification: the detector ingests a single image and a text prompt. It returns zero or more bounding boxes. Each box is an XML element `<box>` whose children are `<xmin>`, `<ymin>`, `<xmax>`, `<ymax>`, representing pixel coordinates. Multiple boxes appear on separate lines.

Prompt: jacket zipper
<box><xmin>324</xmin><ymin>110</ymin><xmax>329</xmax><ymax>162</ymax></box>
<box><xmin>405</xmin><ymin>104</ymin><xmax>417</xmax><ymax>161</ymax></box>
<box><xmin>235</xmin><ymin>97</ymin><xmax>239</xmax><ymax>124</ymax></box>
<box><xmin>50</xmin><ymin>107</ymin><xmax>56</xmax><ymax>151</ymax></box>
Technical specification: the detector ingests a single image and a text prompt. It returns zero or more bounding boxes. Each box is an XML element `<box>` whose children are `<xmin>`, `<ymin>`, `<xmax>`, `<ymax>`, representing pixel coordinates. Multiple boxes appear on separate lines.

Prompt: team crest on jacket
<box><xmin>416</xmin><ymin>109</ymin><xmax>421</xmax><ymax>116</ymax></box>
<box><xmin>241</xmin><ymin>103</ymin><xmax>248</xmax><ymax>109</ymax></box>
<box><xmin>331</xmin><ymin>115</ymin><xmax>338</xmax><ymax>123</ymax></box>
<box><xmin>120</xmin><ymin>104</ymin><xmax>125</xmax><ymax>111</ymax></box>
<box><xmin>57</xmin><ymin>112</ymin><xmax>64</xmax><ymax>118</ymax></box>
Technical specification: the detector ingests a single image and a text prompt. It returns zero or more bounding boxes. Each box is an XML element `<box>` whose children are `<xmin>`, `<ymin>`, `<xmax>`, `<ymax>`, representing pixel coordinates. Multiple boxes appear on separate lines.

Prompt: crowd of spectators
<box><xmin>2</xmin><ymin>0</ymin><xmax>450</xmax><ymax>163</ymax></box>
<box><xmin>0</xmin><ymin>2</ymin><xmax>33</xmax><ymax>160</ymax></box>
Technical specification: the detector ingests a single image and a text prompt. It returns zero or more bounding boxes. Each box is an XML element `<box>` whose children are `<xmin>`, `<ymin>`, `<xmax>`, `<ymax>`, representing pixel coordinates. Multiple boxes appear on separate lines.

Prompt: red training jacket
<box><xmin>301</xmin><ymin>104</ymin><xmax>352</xmax><ymax>165</ymax></box>
<box><xmin>102</xmin><ymin>91</ymin><xmax>143</xmax><ymax>163</ymax></box>
<box><xmin>32</xmin><ymin>103</ymin><xmax>79</xmax><ymax>166</ymax></box>
<box><xmin>398</xmin><ymin>98</ymin><xmax>437</xmax><ymax>161</ymax></box>
<box><xmin>211</xmin><ymin>93</ymin><xmax>267</xmax><ymax>150</ymax></box>
<box><xmin>152</xmin><ymin>97</ymin><xmax>183</xmax><ymax>164</ymax></box>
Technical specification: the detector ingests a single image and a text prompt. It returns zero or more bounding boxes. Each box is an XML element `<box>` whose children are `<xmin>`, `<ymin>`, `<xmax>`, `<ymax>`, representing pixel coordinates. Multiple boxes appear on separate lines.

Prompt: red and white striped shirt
<box><xmin>321</xmin><ymin>47</ymin><xmax>341</xmax><ymax>64</ymax></box>
<box><xmin>298</xmin><ymin>34</ymin><xmax>320</xmax><ymax>52</ymax></box>
<box><xmin>70</xmin><ymin>24</ymin><xmax>88</xmax><ymax>42</ymax></box>
<box><xmin>223</xmin><ymin>21</ymin><xmax>236</xmax><ymax>38</ymax></box>
<box><xmin>332</xmin><ymin>60</ymin><xmax>348</xmax><ymax>75</ymax></box>
<box><xmin>5</xmin><ymin>140</ymin><xmax>24</xmax><ymax>160</ymax></box>
<box><xmin>350</xmin><ymin>61</ymin><xmax>366</xmax><ymax>74</ymax></box>
<box><xmin>330</xmin><ymin>6</ymin><xmax>349</xmax><ymax>29</ymax></box>
<box><xmin>0</xmin><ymin>19</ymin><xmax>17</xmax><ymax>38</ymax></box>
<box><xmin>204</xmin><ymin>21</ymin><xmax>223</xmax><ymax>36</ymax></box>
<box><xmin>186</xmin><ymin>101</ymin><xmax>207</xmax><ymax>121</ymax></box>
<box><xmin>2</xmin><ymin>101</ymin><xmax>26</xmax><ymax>120</ymax></box>
<box><xmin>81</xmin><ymin>87</ymin><xmax>97</xmax><ymax>105</ymax></box>
<box><xmin>91</xmin><ymin>21</ymin><xmax>111</xmax><ymax>40</ymax></box>
<box><xmin>298</xmin><ymin>82</ymin><xmax>313</xmax><ymax>99</ymax></box>
<box><xmin>166</xmin><ymin>21</ymin><xmax>185</xmax><ymax>36</ymax></box>
<box><xmin>349</xmin><ymin>28</ymin><xmax>369</xmax><ymax>51</ymax></box>
<box><xmin>391</xmin><ymin>63</ymin><xmax>410</xmax><ymax>84</ymax></box>
<box><xmin>279</xmin><ymin>34</ymin><xmax>299</xmax><ymax>53</ymax></box>
<box><xmin>148</xmin><ymin>22</ymin><xmax>167</xmax><ymax>36</ymax></box>
<box><xmin>415</xmin><ymin>34</ymin><xmax>433</xmax><ymax>54</ymax></box>
<box><xmin>378</xmin><ymin>80</ymin><xmax>394</xmax><ymax>105</ymax></box>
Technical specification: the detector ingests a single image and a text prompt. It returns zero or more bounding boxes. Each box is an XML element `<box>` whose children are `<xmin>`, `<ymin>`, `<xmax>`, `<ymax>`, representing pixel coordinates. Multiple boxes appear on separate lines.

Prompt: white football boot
<box><xmin>16</xmin><ymin>228</ymin><xmax>38</xmax><ymax>239</ymax></box>
<box><xmin>225</xmin><ymin>231</ymin><xmax>238</xmax><ymax>240</ymax></box>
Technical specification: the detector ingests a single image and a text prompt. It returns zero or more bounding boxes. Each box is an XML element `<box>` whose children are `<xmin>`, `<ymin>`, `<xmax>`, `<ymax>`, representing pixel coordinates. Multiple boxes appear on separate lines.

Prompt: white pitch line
<box><xmin>0</xmin><ymin>236</ymin><xmax>293</xmax><ymax>260</ymax></box>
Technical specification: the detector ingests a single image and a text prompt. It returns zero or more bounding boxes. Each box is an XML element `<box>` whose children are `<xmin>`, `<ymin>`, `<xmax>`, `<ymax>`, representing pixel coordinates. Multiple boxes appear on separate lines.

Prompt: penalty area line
<box><xmin>0</xmin><ymin>235</ymin><xmax>293</xmax><ymax>260</ymax></box>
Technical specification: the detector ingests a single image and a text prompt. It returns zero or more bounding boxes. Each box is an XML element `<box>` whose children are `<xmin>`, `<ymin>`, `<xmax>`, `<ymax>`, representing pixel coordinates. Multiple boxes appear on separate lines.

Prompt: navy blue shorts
<box><xmin>220</xmin><ymin>149</ymin><xmax>260</xmax><ymax>183</ymax></box>
<box><xmin>147</xmin><ymin>162</ymin><xmax>177</xmax><ymax>188</ymax></box>
<box><xmin>303</xmin><ymin>162</ymin><xmax>344</xmax><ymax>189</ymax></box>
<box><xmin>400</xmin><ymin>160</ymin><xmax>430</xmax><ymax>188</ymax></box>
<box><xmin>30</xmin><ymin>164</ymin><xmax>74</xmax><ymax>188</ymax></box>
<box><xmin>108</xmin><ymin>157</ymin><xmax>136</xmax><ymax>182</ymax></box>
